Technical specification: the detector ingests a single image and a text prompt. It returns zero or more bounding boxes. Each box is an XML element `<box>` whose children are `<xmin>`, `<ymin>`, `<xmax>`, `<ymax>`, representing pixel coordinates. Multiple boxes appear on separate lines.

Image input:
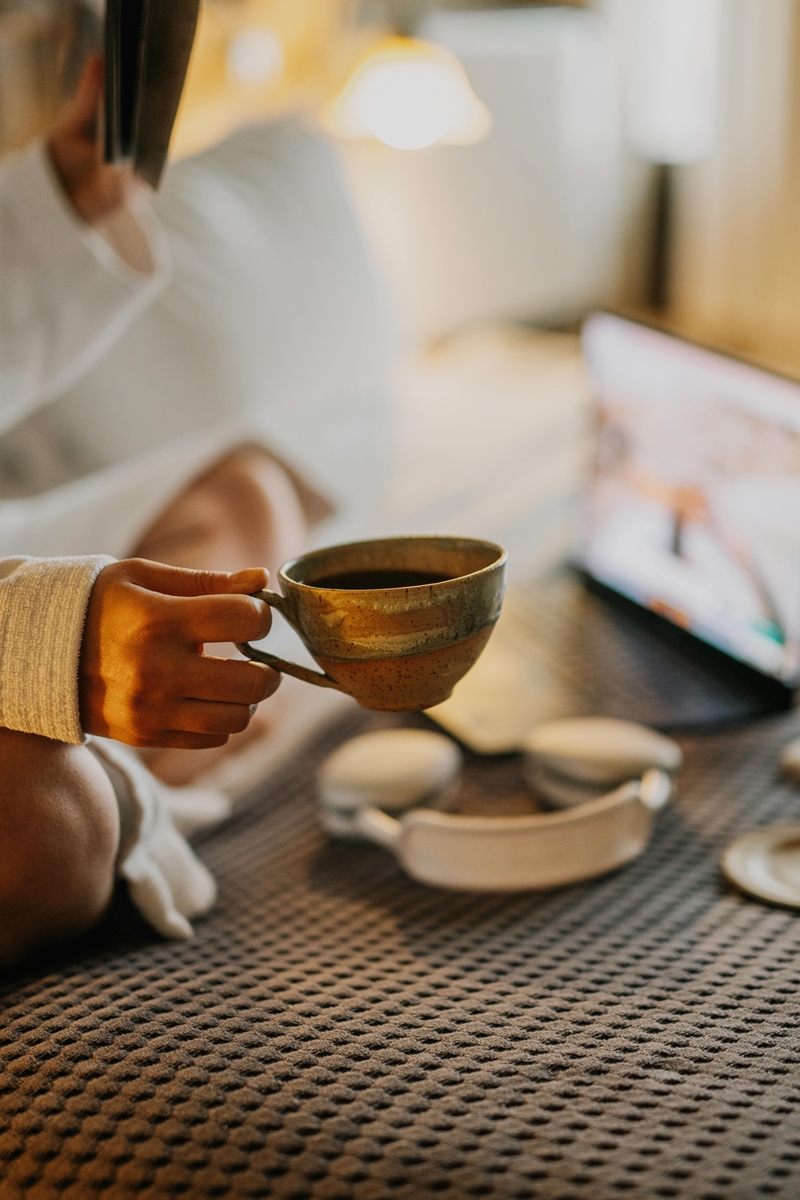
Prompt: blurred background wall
<box><xmin>9</xmin><ymin>0</ymin><xmax>800</xmax><ymax>364</ymax></box>
<box><xmin>8</xmin><ymin>0</ymin><xmax>800</xmax><ymax>367</ymax></box>
<box><xmin>669</xmin><ymin>0</ymin><xmax>800</xmax><ymax>378</ymax></box>
<box><xmin>360</xmin><ymin>0</ymin><xmax>800</xmax><ymax>379</ymax></box>
<box><xmin>336</xmin><ymin>2</ymin><xmax>654</xmax><ymax>343</ymax></box>
<box><xmin>3</xmin><ymin>0</ymin><xmax>800</xmax><ymax>576</ymax></box>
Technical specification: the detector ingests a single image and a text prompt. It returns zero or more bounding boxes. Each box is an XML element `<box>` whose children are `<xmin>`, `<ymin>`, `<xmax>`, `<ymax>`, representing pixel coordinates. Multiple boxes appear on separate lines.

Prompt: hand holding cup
<box><xmin>79</xmin><ymin>559</ymin><xmax>279</xmax><ymax>747</ymax></box>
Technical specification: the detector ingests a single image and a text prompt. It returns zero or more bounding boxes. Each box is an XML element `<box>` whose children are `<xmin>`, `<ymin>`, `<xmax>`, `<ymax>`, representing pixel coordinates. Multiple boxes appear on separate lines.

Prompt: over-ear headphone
<box><xmin>317</xmin><ymin>721</ymin><xmax>680</xmax><ymax>892</ymax></box>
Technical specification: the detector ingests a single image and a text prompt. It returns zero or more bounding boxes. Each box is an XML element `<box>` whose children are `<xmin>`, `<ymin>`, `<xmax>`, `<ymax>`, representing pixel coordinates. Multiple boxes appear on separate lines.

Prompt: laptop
<box><xmin>429</xmin><ymin>312</ymin><xmax>798</xmax><ymax>753</ymax></box>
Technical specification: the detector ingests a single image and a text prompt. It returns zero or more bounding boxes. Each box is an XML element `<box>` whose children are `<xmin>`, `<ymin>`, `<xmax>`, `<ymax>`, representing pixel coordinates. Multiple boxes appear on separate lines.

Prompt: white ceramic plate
<box><xmin>723</xmin><ymin>824</ymin><xmax>800</xmax><ymax>909</ymax></box>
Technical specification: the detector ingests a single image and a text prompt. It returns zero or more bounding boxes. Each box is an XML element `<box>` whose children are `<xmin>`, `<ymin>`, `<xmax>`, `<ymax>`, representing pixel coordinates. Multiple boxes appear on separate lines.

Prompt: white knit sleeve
<box><xmin>0</xmin><ymin>555</ymin><xmax>113</xmax><ymax>744</ymax></box>
<box><xmin>0</xmin><ymin>141</ymin><xmax>171</xmax><ymax>429</ymax></box>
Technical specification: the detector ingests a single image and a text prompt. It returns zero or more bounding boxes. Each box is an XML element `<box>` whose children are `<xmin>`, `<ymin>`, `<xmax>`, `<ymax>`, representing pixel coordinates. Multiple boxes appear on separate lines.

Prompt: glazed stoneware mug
<box><xmin>238</xmin><ymin>535</ymin><xmax>506</xmax><ymax>711</ymax></box>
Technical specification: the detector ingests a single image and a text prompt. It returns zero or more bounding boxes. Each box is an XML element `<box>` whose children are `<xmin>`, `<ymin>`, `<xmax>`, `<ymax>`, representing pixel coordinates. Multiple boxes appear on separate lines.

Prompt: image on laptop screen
<box><xmin>580</xmin><ymin>313</ymin><xmax>800</xmax><ymax>684</ymax></box>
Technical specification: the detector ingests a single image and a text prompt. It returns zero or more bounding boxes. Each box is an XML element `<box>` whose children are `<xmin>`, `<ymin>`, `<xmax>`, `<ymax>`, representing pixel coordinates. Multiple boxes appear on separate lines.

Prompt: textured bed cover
<box><xmin>2</xmin><ymin>709</ymin><xmax>800</xmax><ymax>1199</ymax></box>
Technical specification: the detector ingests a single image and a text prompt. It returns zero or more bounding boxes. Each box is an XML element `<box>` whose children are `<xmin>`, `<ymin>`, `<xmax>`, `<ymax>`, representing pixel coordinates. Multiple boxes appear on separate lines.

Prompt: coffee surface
<box><xmin>309</xmin><ymin>569</ymin><xmax>452</xmax><ymax>590</ymax></box>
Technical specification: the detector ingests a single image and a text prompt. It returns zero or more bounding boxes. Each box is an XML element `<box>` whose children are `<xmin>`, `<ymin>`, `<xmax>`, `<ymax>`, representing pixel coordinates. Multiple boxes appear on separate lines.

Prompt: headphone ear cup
<box><xmin>522</xmin><ymin>757</ymin><xmax>613</xmax><ymax>810</ymax></box>
<box><xmin>522</xmin><ymin>717</ymin><xmax>682</xmax><ymax>809</ymax></box>
<box><xmin>317</xmin><ymin>729</ymin><xmax>463</xmax><ymax>838</ymax></box>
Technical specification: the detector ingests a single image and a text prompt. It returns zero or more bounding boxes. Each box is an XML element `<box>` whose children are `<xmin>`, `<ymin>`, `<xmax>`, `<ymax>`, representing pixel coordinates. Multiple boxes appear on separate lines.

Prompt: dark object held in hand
<box><xmin>104</xmin><ymin>0</ymin><xmax>199</xmax><ymax>188</ymax></box>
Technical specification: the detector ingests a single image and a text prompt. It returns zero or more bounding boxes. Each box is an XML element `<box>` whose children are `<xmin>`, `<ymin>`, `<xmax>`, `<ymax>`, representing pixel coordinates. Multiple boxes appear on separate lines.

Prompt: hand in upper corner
<box><xmin>47</xmin><ymin>53</ymin><xmax>139</xmax><ymax>225</ymax></box>
<box><xmin>79</xmin><ymin>559</ymin><xmax>280</xmax><ymax>749</ymax></box>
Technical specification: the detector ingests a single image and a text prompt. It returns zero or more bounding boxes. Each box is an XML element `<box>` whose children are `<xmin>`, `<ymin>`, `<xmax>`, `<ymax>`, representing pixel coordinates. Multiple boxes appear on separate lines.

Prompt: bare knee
<box><xmin>132</xmin><ymin>446</ymin><xmax>310</xmax><ymax>577</ymax></box>
<box><xmin>0</xmin><ymin>731</ymin><xmax>120</xmax><ymax>968</ymax></box>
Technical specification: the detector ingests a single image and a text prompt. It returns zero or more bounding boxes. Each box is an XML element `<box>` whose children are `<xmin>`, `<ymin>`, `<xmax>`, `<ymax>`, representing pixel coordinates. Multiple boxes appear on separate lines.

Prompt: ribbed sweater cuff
<box><xmin>0</xmin><ymin>555</ymin><xmax>113</xmax><ymax>743</ymax></box>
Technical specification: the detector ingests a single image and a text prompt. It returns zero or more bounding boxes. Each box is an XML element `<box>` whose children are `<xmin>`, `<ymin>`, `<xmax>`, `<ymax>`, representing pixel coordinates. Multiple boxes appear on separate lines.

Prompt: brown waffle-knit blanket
<box><xmin>2</xmin><ymin>711</ymin><xmax>800</xmax><ymax>1199</ymax></box>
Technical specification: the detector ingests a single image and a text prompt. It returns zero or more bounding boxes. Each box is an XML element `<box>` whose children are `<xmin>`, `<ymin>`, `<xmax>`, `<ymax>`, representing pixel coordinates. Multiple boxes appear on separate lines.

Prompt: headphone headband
<box><xmin>341</xmin><ymin>768</ymin><xmax>672</xmax><ymax>892</ymax></box>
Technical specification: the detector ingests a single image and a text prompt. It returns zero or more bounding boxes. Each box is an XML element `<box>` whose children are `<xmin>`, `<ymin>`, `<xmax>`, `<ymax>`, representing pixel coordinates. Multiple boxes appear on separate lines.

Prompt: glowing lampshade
<box><xmin>324</xmin><ymin>36</ymin><xmax>492</xmax><ymax>151</ymax></box>
<box><xmin>624</xmin><ymin>0</ymin><xmax>723</xmax><ymax>164</ymax></box>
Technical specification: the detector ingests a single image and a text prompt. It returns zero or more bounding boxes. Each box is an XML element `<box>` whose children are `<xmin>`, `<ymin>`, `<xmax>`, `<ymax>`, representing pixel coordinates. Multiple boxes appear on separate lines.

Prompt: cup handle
<box><xmin>236</xmin><ymin>589</ymin><xmax>343</xmax><ymax>691</ymax></box>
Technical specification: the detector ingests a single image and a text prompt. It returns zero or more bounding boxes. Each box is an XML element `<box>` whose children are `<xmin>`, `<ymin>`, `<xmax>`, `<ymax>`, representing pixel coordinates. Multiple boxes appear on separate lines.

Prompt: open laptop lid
<box><xmin>580</xmin><ymin>312</ymin><xmax>800</xmax><ymax>687</ymax></box>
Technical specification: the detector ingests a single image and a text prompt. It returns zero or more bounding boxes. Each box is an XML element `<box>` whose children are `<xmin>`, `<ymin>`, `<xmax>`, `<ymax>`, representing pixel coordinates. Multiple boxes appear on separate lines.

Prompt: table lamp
<box><xmin>322</xmin><ymin>30</ymin><xmax>491</xmax><ymax>151</ymax></box>
<box><xmin>611</xmin><ymin>0</ymin><xmax>724</xmax><ymax>308</ymax></box>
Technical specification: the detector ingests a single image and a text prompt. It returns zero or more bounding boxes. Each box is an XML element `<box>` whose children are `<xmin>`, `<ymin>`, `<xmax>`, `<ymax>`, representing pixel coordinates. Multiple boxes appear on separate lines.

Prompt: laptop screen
<box><xmin>580</xmin><ymin>312</ymin><xmax>800</xmax><ymax>685</ymax></box>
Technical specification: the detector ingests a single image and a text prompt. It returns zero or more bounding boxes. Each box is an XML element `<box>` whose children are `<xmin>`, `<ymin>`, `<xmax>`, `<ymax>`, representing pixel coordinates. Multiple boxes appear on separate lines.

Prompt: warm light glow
<box><xmin>324</xmin><ymin>36</ymin><xmax>492</xmax><ymax>150</ymax></box>
<box><xmin>351</xmin><ymin>60</ymin><xmax>450</xmax><ymax>150</ymax></box>
<box><xmin>226</xmin><ymin>26</ymin><xmax>284</xmax><ymax>87</ymax></box>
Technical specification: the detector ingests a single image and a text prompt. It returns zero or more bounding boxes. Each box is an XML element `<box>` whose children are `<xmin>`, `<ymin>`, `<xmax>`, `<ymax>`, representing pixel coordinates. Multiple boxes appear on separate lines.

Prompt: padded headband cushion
<box><xmin>318</xmin><ymin>729</ymin><xmax>461</xmax><ymax>836</ymax></box>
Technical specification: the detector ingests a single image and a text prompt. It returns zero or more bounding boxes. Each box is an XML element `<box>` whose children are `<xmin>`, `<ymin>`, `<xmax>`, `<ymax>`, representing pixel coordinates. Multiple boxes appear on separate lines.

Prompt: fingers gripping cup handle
<box><xmin>237</xmin><ymin>590</ymin><xmax>343</xmax><ymax>691</ymax></box>
<box><xmin>239</xmin><ymin>644</ymin><xmax>342</xmax><ymax>690</ymax></box>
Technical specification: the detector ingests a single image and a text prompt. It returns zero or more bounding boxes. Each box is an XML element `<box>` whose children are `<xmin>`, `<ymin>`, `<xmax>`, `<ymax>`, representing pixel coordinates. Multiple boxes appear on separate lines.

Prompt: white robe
<box><xmin>0</xmin><ymin>120</ymin><xmax>395</xmax><ymax>560</ymax></box>
<box><xmin>0</xmin><ymin>128</ymin><xmax>396</xmax><ymax>942</ymax></box>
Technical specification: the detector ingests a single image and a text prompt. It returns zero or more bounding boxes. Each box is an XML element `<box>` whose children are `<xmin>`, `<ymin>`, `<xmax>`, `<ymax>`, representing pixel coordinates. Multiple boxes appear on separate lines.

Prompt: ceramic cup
<box><xmin>238</xmin><ymin>535</ymin><xmax>506</xmax><ymax>711</ymax></box>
